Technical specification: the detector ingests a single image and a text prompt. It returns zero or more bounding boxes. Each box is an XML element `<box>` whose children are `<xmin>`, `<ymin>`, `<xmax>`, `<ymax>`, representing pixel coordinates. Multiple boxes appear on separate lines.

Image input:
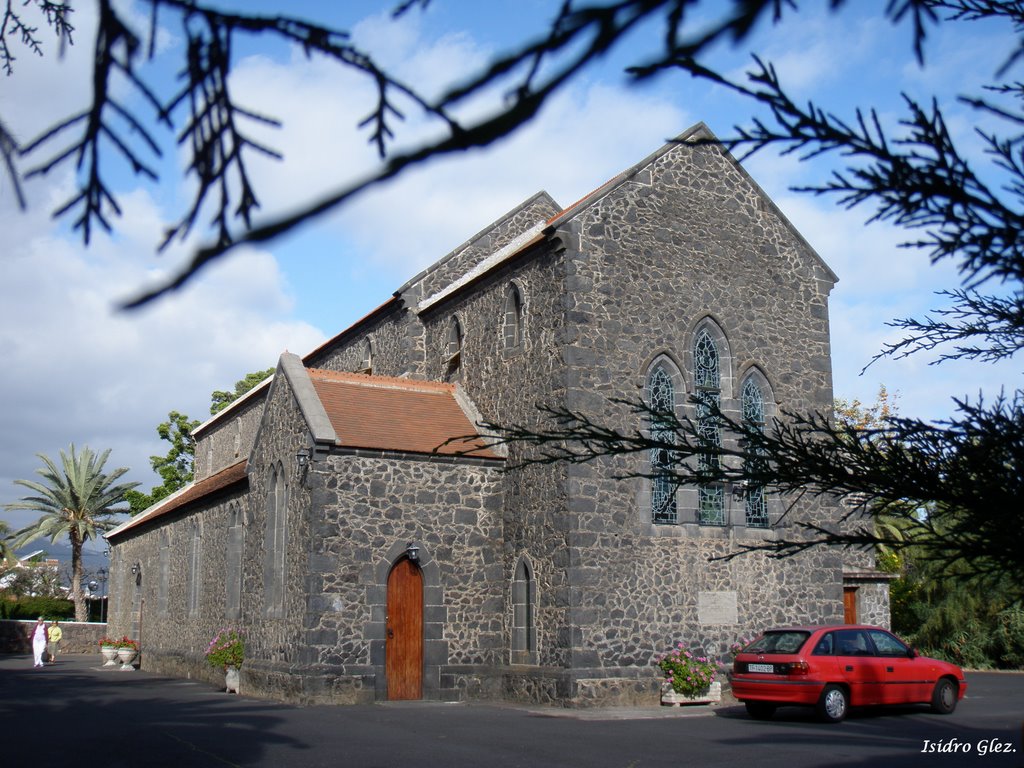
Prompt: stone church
<box><xmin>105</xmin><ymin>124</ymin><xmax>890</xmax><ymax>706</ymax></box>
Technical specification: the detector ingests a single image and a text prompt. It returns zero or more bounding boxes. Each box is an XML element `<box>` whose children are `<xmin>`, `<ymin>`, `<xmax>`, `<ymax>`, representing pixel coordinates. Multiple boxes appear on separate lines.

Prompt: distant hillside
<box><xmin>13</xmin><ymin>541</ymin><xmax>110</xmax><ymax>584</ymax></box>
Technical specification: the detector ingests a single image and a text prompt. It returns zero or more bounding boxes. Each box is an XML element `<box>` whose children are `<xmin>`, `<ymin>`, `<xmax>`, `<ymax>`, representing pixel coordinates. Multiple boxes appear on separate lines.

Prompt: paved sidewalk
<box><xmin>0</xmin><ymin>653</ymin><xmax>729</xmax><ymax>767</ymax></box>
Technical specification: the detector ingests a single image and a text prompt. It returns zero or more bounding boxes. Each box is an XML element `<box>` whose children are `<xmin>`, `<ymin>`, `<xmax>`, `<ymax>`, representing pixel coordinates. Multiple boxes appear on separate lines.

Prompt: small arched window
<box><xmin>694</xmin><ymin>328</ymin><xmax>724</xmax><ymax>525</ymax></box>
<box><xmin>503</xmin><ymin>283</ymin><xmax>524</xmax><ymax>351</ymax></box>
<box><xmin>741</xmin><ymin>375</ymin><xmax>769</xmax><ymax>528</ymax></box>
<box><xmin>647</xmin><ymin>361</ymin><xmax>677</xmax><ymax>524</ymax></box>
<box><xmin>358</xmin><ymin>338</ymin><xmax>373</xmax><ymax>374</ymax></box>
<box><xmin>446</xmin><ymin>316</ymin><xmax>463</xmax><ymax>375</ymax></box>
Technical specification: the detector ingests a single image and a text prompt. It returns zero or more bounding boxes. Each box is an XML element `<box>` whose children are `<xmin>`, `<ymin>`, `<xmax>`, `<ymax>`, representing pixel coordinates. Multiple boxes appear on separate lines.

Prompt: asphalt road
<box><xmin>1</xmin><ymin>654</ymin><xmax>1021</xmax><ymax>767</ymax></box>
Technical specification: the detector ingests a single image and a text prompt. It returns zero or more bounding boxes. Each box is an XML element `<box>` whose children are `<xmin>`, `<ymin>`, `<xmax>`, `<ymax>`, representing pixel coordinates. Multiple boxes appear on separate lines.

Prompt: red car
<box><xmin>731</xmin><ymin>625</ymin><xmax>967</xmax><ymax>723</ymax></box>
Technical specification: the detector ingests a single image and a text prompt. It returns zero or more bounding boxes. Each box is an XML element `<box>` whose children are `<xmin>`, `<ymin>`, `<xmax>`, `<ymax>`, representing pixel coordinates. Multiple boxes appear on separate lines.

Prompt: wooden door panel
<box><xmin>843</xmin><ymin>587</ymin><xmax>858</xmax><ymax>624</ymax></box>
<box><xmin>386</xmin><ymin>558</ymin><xmax>423</xmax><ymax>700</ymax></box>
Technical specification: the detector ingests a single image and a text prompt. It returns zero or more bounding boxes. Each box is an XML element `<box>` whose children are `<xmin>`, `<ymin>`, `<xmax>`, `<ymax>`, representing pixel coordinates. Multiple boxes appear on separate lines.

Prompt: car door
<box><xmin>833</xmin><ymin>629</ymin><xmax>886</xmax><ymax>705</ymax></box>
<box><xmin>866</xmin><ymin>629</ymin><xmax>926</xmax><ymax>704</ymax></box>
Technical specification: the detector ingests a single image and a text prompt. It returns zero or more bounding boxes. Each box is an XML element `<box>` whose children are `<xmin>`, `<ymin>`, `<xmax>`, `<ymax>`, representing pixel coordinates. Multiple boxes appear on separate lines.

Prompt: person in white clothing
<box><xmin>30</xmin><ymin>617</ymin><xmax>47</xmax><ymax>668</ymax></box>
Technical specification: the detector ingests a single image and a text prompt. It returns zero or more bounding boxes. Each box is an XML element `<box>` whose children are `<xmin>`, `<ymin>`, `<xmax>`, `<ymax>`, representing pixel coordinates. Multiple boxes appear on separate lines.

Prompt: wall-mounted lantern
<box><xmin>405</xmin><ymin>543</ymin><xmax>420</xmax><ymax>563</ymax></box>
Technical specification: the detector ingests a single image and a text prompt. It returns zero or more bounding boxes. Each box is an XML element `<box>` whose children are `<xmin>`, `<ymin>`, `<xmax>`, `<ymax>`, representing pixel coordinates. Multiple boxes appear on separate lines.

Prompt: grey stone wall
<box><xmin>300</xmin><ymin>451</ymin><xmax>504</xmax><ymax>702</ymax></box>
<box><xmin>105</xmin><ymin>484</ymin><xmax>246</xmax><ymax>689</ymax></box>
<box><xmin>415</xmin><ymin>192</ymin><xmax>561</xmax><ymax>301</ymax></box>
<box><xmin>550</xmin><ymin>139</ymin><xmax>843</xmax><ymax>703</ymax></box>
<box><xmin>306</xmin><ymin>303</ymin><xmax>417</xmax><ymax>379</ymax></box>
<box><xmin>418</xmin><ymin>240</ymin><xmax>579</xmax><ymax>687</ymax></box>
<box><xmin>0</xmin><ymin>620</ymin><xmax>107</xmax><ymax>655</ymax></box>
<box><xmin>194</xmin><ymin>395</ymin><xmax>266</xmax><ymax>482</ymax></box>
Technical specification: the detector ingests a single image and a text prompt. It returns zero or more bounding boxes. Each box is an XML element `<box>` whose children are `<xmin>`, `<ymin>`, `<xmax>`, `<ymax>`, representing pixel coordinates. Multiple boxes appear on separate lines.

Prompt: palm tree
<box><xmin>6</xmin><ymin>445</ymin><xmax>138</xmax><ymax>621</ymax></box>
<box><xmin>0</xmin><ymin>519</ymin><xmax>17</xmax><ymax>567</ymax></box>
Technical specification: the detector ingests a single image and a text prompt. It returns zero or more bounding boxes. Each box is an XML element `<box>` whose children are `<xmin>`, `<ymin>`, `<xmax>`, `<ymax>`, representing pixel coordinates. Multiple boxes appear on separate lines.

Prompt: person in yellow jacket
<box><xmin>46</xmin><ymin>620</ymin><xmax>62</xmax><ymax>664</ymax></box>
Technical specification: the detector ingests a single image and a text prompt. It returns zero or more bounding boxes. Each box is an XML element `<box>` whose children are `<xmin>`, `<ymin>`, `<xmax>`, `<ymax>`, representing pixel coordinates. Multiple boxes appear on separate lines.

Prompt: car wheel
<box><xmin>816</xmin><ymin>684</ymin><xmax>848</xmax><ymax>723</ymax></box>
<box><xmin>930</xmin><ymin>678</ymin><xmax>958</xmax><ymax>714</ymax></box>
<box><xmin>745</xmin><ymin>701</ymin><xmax>777</xmax><ymax>720</ymax></box>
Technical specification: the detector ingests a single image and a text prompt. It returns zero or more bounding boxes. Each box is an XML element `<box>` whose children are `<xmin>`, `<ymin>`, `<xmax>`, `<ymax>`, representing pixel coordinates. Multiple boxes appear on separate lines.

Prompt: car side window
<box><xmin>812</xmin><ymin>632</ymin><xmax>834</xmax><ymax>655</ymax></box>
<box><xmin>868</xmin><ymin>630</ymin><xmax>909</xmax><ymax>657</ymax></box>
<box><xmin>835</xmin><ymin>629</ymin><xmax>871</xmax><ymax>656</ymax></box>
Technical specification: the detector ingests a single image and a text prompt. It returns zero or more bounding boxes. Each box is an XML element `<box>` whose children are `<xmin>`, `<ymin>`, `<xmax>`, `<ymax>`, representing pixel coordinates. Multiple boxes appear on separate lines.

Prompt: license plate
<box><xmin>747</xmin><ymin>663</ymin><xmax>774</xmax><ymax>673</ymax></box>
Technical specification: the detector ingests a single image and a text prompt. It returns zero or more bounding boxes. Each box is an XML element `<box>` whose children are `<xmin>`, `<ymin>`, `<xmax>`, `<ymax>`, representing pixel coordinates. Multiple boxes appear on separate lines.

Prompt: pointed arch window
<box><xmin>226</xmin><ymin>503</ymin><xmax>245</xmax><ymax>619</ymax></box>
<box><xmin>694</xmin><ymin>329</ymin><xmax>725</xmax><ymax>525</ymax></box>
<box><xmin>511</xmin><ymin>557</ymin><xmax>537</xmax><ymax>664</ymax></box>
<box><xmin>187</xmin><ymin>520</ymin><xmax>202</xmax><ymax>617</ymax></box>
<box><xmin>741</xmin><ymin>376</ymin><xmax>770</xmax><ymax>528</ymax></box>
<box><xmin>647</xmin><ymin>362</ymin><xmax>677</xmax><ymax>524</ymax></box>
<box><xmin>358</xmin><ymin>338</ymin><xmax>373</xmax><ymax>374</ymax></box>
<box><xmin>503</xmin><ymin>283</ymin><xmax>525</xmax><ymax>351</ymax></box>
<box><xmin>446</xmin><ymin>316</ymin><xmax>463</xmax><ymax>376</ymax></box>
<box><xmin>157</xmin><ymin>531</ymin><xmax>171</xmax><ymax>616</ymax></box>
<box><xmin>263</xmin><ymin>464</ymin><xmax>288</xmax><ymax>618</ymax></box>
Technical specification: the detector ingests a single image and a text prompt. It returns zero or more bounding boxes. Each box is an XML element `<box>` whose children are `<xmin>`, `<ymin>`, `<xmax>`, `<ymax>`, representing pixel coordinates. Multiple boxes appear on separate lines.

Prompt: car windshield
<box><xmin>743</xmin><ymin>631</ymin><xmax>811</xmax><ymax>655</ymax></box>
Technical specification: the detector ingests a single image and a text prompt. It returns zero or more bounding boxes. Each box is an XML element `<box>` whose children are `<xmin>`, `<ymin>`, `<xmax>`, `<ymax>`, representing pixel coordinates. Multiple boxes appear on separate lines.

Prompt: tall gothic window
<box><xmin>503</xmin><ymin>283</ymin><xmax>524</xmax><ymax>350</ymax></box>
<box><xmin>187</xmin><ymin>520</ymin><xmax>202</xmax><ymax>617</ymax></box>
<box><xmin>157</xmin><ymin>532</ymin><xmax>170</xmax><ymax>616</ymax></box>
<box><xmin>263</xmin><ymin>464</ymin><xmax>287</xmax><ymax>618</ymax></box>
<box><xmin>226</xmin><ymin>504</ymin><xmax>245</xmax><ymax>620</ymax></box>
<box><xmin>647</xmin><ymin>362</ymin><xmax>677</xmax><ymax>524</ymax></box>
<box><xmin>694</xmin><ymin>329</ymin><xmax>725</xmax><ymax>525</ymax></box>
<box><xmin>511</xmin><ymin>557</ymin><xmax>537</xmax><ymax>664</ymax></box>
<box><xmin>741</xmin><ymin>376</ymin><xmax>770</xmax><ymax>528</ymax></box>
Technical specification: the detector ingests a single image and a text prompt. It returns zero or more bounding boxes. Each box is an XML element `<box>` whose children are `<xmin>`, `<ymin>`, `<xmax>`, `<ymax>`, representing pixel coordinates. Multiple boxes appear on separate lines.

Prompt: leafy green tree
<box><xmin>125</xmin><ymin>410</ymin><xmax>201</xmax><ymax>515</ymax></box>
<box><xmin>5</xmin><ymin>445</ymin><xmax>138</xmax><ymax>621</ymax></box>
<box><xmin>892</xmin><ymin>552</ymin><xmax>1024</xmax><ymax>669</ymax></box>
<box><xmin>210</xmin><ymin>368</ymin><xmax>274</xmax><ymax>415</ymax></box>
<box><xmin>127</xmin><ymin>369</ymin><xmax>273</xmax><ymax>514</ymax></box>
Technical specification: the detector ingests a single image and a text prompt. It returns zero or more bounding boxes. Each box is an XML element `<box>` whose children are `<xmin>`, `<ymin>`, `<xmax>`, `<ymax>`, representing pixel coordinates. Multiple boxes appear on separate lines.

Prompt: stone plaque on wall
<box><xmin>698</xmin><ymin>591</ymin><xmax>738</xmax><ymax>625</ymax></box>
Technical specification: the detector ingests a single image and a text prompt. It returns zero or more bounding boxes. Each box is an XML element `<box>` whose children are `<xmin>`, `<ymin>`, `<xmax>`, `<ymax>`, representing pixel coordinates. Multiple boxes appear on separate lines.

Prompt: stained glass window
<box><xmin>742</xmin><ymin>376</ymin><xmax>769</xmax><ymax>528</ymax></box>
<box><xmin>648</xmin><ymin>363</ymin><xmax>677</xmax><ymax>524</ymax></box>
<box><xmin>694</xmin><ymin>330</ymin><xmax>724</xmax><ymax>525</ymax></box>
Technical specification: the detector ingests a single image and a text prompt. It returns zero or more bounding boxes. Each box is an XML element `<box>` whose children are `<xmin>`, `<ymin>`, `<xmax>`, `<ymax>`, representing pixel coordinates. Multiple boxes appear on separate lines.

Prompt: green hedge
<box><xmin>0</xmin><ymin>597</ymin><xmax>75</xmax><ymax>620</ymax></box>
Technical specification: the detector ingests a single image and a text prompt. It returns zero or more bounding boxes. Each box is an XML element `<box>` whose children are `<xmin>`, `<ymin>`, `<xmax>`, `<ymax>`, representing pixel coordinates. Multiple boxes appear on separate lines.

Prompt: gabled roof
<box><xmin>106</xmin><ymin>459</ymin><xmax>248</xmax><ymax>541</ymax></box>
<box><xmin>305</xmin><ymin>369</ymin><xmax>500</xmax><ymax>459</ymax></box>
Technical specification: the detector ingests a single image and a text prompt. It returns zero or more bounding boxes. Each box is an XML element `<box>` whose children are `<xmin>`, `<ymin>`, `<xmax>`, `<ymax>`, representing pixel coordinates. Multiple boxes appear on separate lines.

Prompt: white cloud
<box><xmin>0</xmin><ymin>178</ymin><xmax>323</xmax><ymax>531</ymax></box>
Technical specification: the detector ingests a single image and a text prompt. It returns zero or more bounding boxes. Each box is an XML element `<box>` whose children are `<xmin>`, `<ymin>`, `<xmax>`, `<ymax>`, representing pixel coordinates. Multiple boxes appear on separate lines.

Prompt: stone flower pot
<box><xmin>225</xmin><ymin>666</ymin><xmax>240</xmax><ymax>694</ymax></box>
<box><xmin>661</xmin><ymin>681</ymin><xmax>722</xmax><ymax>706</ymax></box>
<box><xmin>100</xmin><ymin>646</ymin><xmax>119</xmax><ymax>667</ymax></box>
<box><xmin>117</xmin><ymin>647</ymin><xmax>138</xmax><ymax>670</ymax></box>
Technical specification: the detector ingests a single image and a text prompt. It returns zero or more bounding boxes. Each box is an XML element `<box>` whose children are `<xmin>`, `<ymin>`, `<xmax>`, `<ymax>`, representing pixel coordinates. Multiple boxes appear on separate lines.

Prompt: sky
<box><xmin>0</xmin><ymin>0</ymin><xmax>1020</xmax><ymax>540</ymax></box>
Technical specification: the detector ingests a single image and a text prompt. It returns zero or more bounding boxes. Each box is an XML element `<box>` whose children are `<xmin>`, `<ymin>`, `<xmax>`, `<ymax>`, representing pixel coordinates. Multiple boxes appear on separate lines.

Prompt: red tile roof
<box><xmin>106</xmin><ymin>459</ymin><xmax>248</xmax><ymax>540</ymax></box>
<box><xmin>307</xmin><ymin>369</ymin><xmax>500</xmax><ymax>459</ymax></box>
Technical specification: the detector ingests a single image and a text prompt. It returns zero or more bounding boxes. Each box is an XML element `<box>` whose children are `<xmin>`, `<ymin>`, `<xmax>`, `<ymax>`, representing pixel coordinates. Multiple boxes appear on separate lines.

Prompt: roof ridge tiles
<box><xmin>306</xmin><ymin>368</ymin><xmax>456</xmax><ymax>395</ymax></box>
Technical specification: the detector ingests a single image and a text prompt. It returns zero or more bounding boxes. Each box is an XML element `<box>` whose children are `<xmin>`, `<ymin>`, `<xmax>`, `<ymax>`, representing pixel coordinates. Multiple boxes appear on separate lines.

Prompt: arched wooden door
<box><xmin>386</xmin><ymin>557</ymin><xmax>423</xmax><ymax>700</ymax></box>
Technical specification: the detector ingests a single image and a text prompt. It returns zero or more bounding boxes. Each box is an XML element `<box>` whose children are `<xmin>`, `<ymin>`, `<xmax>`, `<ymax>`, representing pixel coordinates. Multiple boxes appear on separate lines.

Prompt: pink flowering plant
<box><xmin>205</xmin><ymin>628</ymin><xmax>244</xmax><ymax>669</ymax></box>
<box><xmin>657</xmin><ymin>643</ymin><xmax>717</xmax><ymax>696</ymax></box>
<box><xmin>719</xmin><ymin>636</ymin><xmax>753</xmax><ymax>677</ymax></box>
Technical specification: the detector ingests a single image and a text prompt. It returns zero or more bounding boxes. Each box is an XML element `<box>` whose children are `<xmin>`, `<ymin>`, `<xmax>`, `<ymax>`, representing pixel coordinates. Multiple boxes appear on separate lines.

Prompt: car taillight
<box><xmin>733</xmin><ymin>660</ymin><xmax>742</xmax><ymax>674</ymax></box>
<box><xmin>785</xmin><ymin>661</ymin><xmax>810</xmax><ymax>675</ymax></box>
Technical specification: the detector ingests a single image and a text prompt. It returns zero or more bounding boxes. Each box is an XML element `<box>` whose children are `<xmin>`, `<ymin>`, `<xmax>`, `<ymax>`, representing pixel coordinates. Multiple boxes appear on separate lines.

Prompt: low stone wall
<box><xmin>0</xmin><ymin>619</ymin><xmax>107</xmax><ymax>655</ymax></box>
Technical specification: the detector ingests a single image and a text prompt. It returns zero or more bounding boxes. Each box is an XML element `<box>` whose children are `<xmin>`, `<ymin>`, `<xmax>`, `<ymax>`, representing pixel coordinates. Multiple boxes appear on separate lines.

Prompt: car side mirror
<box><xmin>907</xmin><ymin>647</ymin><xmax>917</xmax><ymax>659</ymax></box>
